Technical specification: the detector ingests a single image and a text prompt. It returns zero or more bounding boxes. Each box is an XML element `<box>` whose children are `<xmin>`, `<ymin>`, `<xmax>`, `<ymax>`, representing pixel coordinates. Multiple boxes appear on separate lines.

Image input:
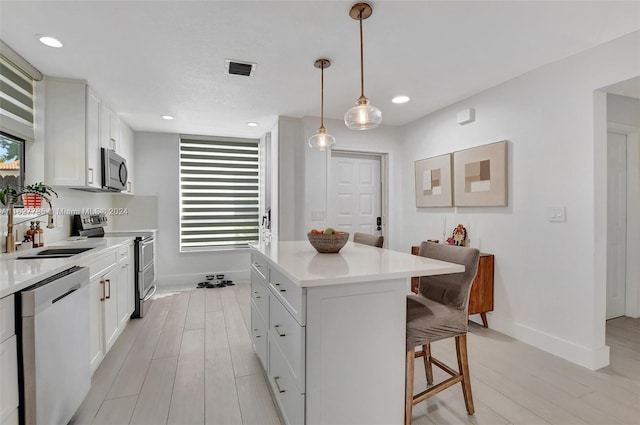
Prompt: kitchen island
<box><xmin>249</xmin><ymin>239</ymin><xmax>464</xmax><ymax>425</ymax></box>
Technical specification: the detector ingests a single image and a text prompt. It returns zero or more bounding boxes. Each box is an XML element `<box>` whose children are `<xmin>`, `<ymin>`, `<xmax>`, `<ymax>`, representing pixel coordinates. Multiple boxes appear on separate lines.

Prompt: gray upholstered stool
<box><xmin>405</xmin><ymin>242</ymin><xmax>480</xmax><ymax>424</ymax></box>
<box><xmin>353</xmin><ymin>232</ymin><xmax>384</xmax><ymax>248</ymax></box>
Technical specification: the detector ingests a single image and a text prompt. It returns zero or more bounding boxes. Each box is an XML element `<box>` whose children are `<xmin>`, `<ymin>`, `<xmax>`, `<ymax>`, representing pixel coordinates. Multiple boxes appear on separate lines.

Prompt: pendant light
<box><xmin>344</xmin><ymin>2</ymin><xmax>381</xmax><ymax>130</ymax></box>
<box><xmin>309</xmin><ymin>58</ymin><xmax>336</xmax><ymax>151</ymax></box>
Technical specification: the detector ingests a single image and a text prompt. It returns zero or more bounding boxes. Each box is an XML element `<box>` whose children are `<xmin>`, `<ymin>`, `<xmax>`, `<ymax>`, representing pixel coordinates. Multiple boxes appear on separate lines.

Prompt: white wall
<box><xmin>398</xmin><ymin>31</ymin><xmax>639</xmax><ymax>370</ymax></box>
<box><xmin>133</xmin><ymin>132</ymin><xmax>250</xmax><ymax>290</ymax></box>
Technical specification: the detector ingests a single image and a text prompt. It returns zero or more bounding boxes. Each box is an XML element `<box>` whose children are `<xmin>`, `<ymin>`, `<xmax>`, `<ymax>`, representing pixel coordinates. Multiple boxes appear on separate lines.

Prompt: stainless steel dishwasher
<box><xmin>18</xmin><ymin>266</ymin><xmax>91</xmax><ymax>425</ymax></box>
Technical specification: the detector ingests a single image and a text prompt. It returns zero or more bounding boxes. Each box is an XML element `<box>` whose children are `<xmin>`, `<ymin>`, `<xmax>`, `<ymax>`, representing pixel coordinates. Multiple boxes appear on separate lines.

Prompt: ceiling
<box><xmin>1</xmin><ymin>1</ymin><xmax>639</xmax><ymax>139</ymax></box>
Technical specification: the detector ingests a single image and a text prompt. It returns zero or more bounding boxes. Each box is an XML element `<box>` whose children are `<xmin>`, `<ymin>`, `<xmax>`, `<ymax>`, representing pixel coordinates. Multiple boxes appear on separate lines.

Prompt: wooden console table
<box><xmin>411</xmin><ymin>246</ymin><xmax>494</xmax><ymax>327</ymax></box>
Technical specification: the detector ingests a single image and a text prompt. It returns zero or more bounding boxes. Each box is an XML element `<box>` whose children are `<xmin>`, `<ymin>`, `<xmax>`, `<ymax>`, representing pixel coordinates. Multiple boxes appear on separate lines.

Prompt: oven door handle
<box><xmin>142</xmin><ymin>284</ymin><xmax>157</xmax><ymax>302</ymax></box>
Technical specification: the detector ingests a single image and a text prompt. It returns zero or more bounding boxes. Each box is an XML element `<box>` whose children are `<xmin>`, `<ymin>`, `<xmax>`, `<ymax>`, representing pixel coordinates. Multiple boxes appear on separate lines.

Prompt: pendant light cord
<box><xmin>359</xmin><ymin>8</ymin><xmax>365</xmax><ymax>99</ymax></box>
<box><xmin>320</xmin><ymin>61</ymin><xmax>325</xmax><ymax>130</ymax></box>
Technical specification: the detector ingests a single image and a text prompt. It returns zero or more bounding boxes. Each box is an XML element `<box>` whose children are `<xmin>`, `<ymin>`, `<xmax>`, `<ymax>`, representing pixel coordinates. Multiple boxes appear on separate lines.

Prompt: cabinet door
<box><xmin>0</xmin><ymin>335</ymin><xmax>19</xmax><ymax>422</ymax></box>
<box><xmin>86</xmin><ymin>87</ymin><xmax>102</xmax><ymax>189</ymax></box>
<box><xmin>101</xmin><ymin>104</ymin><xmax>120</xmax><ymax>152</ymax></box>
<box><xmin>126</xmin><ymin>245</ymin><xmax>135</xmax><ymax>315</ymax></box>
<box><xmin>89</xmin><ymin>277</ymin><xmax>105</xmax><ymax>374</ymax></box>
<box><xmin>117</xmin><ymin>260</ymin><xmax>132</xmax><ymax>327</ymax></box>
<box><xmin>120</xmin><ymin>122</ymin><xmax>135</xmax><ymax>194</ymax></box>
<box><xmin>103</xmin><ymin>268</ymin><xmax>119</xmax><ymax>353</ymax></box>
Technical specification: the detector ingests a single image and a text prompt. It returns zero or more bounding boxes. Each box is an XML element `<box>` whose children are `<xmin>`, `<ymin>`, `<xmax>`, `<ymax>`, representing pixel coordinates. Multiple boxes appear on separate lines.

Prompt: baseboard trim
<box><xmin>484</xmin><ymin>312</ymin><xmax>610</xmax><ymax>370</ymax></box>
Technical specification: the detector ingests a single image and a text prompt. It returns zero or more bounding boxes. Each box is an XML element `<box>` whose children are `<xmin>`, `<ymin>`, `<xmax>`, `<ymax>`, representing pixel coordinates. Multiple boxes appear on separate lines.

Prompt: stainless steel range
<box><xmin>72</xmin><ymin>214</ymin><xmax>157</xmax><ymax>318</ymax></box>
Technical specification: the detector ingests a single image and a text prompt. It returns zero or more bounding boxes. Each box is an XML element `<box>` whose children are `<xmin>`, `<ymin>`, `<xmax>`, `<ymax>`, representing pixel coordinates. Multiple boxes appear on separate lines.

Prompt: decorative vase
<box><xmin>23</xmin><ymin>193</ymin><xmax>43</xmax><ymax>208</ymax></box>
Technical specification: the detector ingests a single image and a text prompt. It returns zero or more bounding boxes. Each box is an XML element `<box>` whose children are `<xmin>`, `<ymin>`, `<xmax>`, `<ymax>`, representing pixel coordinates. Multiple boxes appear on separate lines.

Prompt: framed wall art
<box><xmin>453</xmin><ymin>140</ymin><xmax>507</xmax><ymax>206</ymax></box>
<box><xmin>414</xmin><ymin>153</ymin><xmax>452</xmax><ymax>207</ymax></box>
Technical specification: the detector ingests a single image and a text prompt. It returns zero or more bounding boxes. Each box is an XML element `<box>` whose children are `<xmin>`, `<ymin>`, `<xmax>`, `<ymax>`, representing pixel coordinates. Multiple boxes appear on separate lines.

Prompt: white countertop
<box><xmin>0</xmin><ymin>236</ymin><xmax>134</xmax><ymax>298</ymax></box>
<box><xmin>250</xmin><ymin>240</ymin><xmax>464</xmax><ymax>288</ymax></box>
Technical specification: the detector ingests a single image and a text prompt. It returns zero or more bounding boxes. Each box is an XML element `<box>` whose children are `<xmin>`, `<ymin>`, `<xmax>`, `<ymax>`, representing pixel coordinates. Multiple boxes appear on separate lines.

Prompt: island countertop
<box><xmin>249</xmin><ymin>239</ymin><xmax>464</xmax><ymax>287</ymax></box>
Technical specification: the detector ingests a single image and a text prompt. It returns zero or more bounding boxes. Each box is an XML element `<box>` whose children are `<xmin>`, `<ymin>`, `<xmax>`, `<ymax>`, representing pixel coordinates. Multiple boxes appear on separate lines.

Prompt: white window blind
<box><xmin>0</xmin><ymin>55</ymin><xmax>34</xmax><ymax>128</ymax></box>
<box><xmin>179</xmin><ymin>136</ymin><xmax>260</xmax><ymax>250</ymax></box>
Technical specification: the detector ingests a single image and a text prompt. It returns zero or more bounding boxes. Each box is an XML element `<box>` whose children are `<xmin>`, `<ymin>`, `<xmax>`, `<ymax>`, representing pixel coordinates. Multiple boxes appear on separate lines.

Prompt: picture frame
<box><xmin>414</xmin><ymin>153</ymin><xmax>452</xmax><ymax>207</ymax></box>
<box><xmin>453</xmin><ymin>140</ymin><xmax>507</xmax><ymax>206</ymax></box>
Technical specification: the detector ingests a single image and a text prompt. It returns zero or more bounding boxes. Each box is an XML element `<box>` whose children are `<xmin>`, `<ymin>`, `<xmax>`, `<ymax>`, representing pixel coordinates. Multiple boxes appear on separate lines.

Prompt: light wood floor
<box><xmin>72</xmin><ymin>284</ymin><xmax>640</xmax><ymax>425</ymax></box>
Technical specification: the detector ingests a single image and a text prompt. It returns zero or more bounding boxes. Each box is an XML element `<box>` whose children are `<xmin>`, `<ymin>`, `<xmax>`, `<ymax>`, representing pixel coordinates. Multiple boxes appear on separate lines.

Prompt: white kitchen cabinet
<box><xmin>0</xmin><ymin>295</ymin><xmax>19</xmax><ymax>424</ymax></box>
<box><xmin>82</xmin><ymin>247</ymin><xmax>131</xmax><ymax>373</ymax></box>
<box><xmin>88</xmin><ymin>275</ymin><xmax>105</xmax><ymax>374</ymax></box>
<box><xmin>117</xmin><ymin>244</ymin><xmax>134</xmax><ymax>327</ymax></box>
<box><xmin>101</xmin><ymin>103</ymin><xmax>120</xmax><ymax>152</ymax></box>
<box><xmin>45</xmin><ymin>78</ymin><xmax>102</xmax><ymax>189</ymax></box>
<box><xmin>119</xmin><ymin>122</ymin><xmax>135</xmax><ymax>194</ymax></box>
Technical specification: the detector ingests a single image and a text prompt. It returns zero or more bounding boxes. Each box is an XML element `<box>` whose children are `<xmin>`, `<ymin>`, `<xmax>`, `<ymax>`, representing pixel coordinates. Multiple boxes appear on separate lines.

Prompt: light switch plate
<box><xmin>547</xmin><ymin>206</ymin><xmax>566</xmax><ymax>222</ymax></box>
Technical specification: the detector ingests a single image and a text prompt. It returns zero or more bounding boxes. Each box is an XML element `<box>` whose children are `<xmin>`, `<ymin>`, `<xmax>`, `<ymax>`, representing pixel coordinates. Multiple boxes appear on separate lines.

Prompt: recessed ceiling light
<box><xmin>247</xmin><ymin>122</ymin><xmax>258</xmax><ymax>127</ymax></box>
<box><xmin>161</xmin><ymin>115</ymin><xmax>174</xmax><ymax>120</ymax></box>
<box><xmin>39</xmin><ymin>36</ymin><xmax>63</xmax><ymax>48</ymax></box>
<box><xmin>392</xmin><ymin>95</ymin><xmax>410</xmax><ymax>104</ymax></box>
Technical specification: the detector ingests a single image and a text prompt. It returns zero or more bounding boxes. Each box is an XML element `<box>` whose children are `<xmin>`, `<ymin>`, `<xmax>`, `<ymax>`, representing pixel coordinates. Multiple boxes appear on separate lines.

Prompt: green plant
<box><xmin>0</xmin><ymin>186</ymin><xmax>18</xmax><ymax>206</ymax></box>
<box><xmin>23</xmin><ymin>182</ymin><xmax>58</xmax><ymax>199</ymax></box>
<box><xmin>0</xmin><ymin>182</ymin><xmax>58</xmax><ymax>206</ymax></box>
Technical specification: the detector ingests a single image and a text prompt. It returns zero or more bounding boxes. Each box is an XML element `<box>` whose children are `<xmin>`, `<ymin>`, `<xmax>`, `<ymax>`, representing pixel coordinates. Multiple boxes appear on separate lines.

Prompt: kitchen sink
<box><xmin>16</xmin><ymin>247</ymin><xmax>94</xmax><ymax>260</ymax></box>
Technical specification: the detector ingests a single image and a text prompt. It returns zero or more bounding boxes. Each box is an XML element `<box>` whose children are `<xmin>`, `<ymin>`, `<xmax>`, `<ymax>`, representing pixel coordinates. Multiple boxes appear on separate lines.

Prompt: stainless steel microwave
<box><xmin>101</xmin><ymin>148</ymin><xmax>128</xmax><ymax>192</ymax></box>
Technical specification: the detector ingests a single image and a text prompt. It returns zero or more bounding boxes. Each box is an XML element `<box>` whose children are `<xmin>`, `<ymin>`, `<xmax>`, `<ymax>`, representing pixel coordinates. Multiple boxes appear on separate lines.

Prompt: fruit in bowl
<box><xmin>307</xmin><ymin>228</ymin><xmax>349</xmax><ymax>253</ymax></box>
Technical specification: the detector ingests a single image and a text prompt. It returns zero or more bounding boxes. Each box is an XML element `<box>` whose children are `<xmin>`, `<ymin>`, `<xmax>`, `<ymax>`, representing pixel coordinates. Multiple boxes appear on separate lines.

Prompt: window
<box><xmin>179</xmin><ymin>136</ymin><xmax>260</xmax><ymax>251</ymax></box>
<box><xmin>0</xmin><ymin>131</ymin><xmax>25</xmax><ymax>193</ymax></box>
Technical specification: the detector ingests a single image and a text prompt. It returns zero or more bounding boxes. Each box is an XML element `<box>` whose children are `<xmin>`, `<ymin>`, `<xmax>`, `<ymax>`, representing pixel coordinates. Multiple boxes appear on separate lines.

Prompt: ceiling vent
<box><xmin>225</xmin><ymin>59</ymin><xmax>256</xmax><ymax>77</ymax></box>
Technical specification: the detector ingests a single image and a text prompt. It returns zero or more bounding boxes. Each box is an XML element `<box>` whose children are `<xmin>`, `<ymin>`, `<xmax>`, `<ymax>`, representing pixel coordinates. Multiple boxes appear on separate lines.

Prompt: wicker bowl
<box><xmin>307</xmin><ymin>232</ymin><xmax>349</xmax><ymax>253</ymax></box>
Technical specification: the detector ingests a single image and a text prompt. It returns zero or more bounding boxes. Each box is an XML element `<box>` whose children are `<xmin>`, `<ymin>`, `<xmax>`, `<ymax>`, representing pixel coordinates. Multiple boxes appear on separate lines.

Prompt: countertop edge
<box><xmin>0</xmin><ymin>237</ymin><xmax>135</xmax><ymax>298</ymax></box>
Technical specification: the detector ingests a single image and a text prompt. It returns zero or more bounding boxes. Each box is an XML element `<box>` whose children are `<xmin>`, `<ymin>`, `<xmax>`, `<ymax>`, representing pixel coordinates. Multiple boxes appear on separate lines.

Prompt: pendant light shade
<box><xmin>309</xmin><ymin>58</ymin><xmax>335</xmax><ymax>151</ymax></box>
<box><xmin>344</xmin><ymin>2</ymin><xmax>381</xmax><ymax>130</ymax></box>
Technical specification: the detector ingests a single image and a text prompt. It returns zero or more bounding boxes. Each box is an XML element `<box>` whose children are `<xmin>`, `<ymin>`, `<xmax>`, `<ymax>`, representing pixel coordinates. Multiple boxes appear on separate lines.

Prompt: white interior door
<box><xmin>329</xmin><ymin>152</ymin><xmax>382</xmax><ymax>238</ymax></box>
<box><xmin>607</xmin><ymin>131</ymin><xmax>627</xmax><ymax>320</ymax></box>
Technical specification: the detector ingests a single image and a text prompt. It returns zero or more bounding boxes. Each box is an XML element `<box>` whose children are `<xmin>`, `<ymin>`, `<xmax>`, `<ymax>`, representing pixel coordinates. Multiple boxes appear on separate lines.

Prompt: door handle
<box><xmin>376</xmin><ymin>216</ymin><xmax>382</xmax><ymax>231</ymax></box>
<box><xmin>100</xmin><ymin>279</ymin><xmax>105</xmax><ymax>301</ymax></box>
<box><xmin>273</xmin><ymin>376</ymin><xmax>286</xmax><ymax>393</ymax></box>
<box><xmin>105</xmin><ymin>279</ymin><xmax>111</xmax><ymax>299</ymax></box>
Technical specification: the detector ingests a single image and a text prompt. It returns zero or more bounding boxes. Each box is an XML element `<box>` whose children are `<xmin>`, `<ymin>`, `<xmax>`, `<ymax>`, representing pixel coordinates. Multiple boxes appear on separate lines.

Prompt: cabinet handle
<box><xmin>274</xmin><ymin>325</ymin><xmax>286</xmax><ymax>337</ymax></box>
<box><xmin>253</xmin><ymin>291</ymin><xmax>261</xmax><ymax>299</ymax></box>
<box><xmin>100</xmin><ymin>279</ymin><xmax>105</xmax><ymax>301</ymax></box>
<box><xmin>252</xmin><ymin>262</ymin><xmax>262</xmax><ymax>268</ymax></box>
<box><xmin>273</xmin><ymin>376</ymin><xmax>286</xmax><ymax>393</ymax></box>
<box><xmin>105</xmin><ymin>279</ymin><xmax>111</xmax><ymax>299</ymax></box>
<box><xmin>110</xmin><ymin>138</ymin><xmax>116</xmax><ymax>150</ymax></box>
<box><xmin>127</xmin><ymin>182</ymin><xmax>131</xmax><ymax>192</ymax></box>
<box><xmin>88</xmin><ymin>168</ymin><xmax>94</xmax><ymax>184</ymax></box>
<box><xmin>274</xmin><ymin>283</ymin><xmax>286</xmax><ymax>293</ymax></box>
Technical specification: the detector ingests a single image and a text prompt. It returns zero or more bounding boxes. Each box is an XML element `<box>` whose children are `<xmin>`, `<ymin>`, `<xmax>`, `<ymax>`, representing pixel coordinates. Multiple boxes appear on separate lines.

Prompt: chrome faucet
<box><xmin>5</xmin><ymin>195</ymin><xmax>55</xmax><ymax>253</ymax></box>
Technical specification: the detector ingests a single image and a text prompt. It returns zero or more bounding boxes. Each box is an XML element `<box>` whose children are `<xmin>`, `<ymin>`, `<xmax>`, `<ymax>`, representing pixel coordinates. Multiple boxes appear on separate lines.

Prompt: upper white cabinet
<box><xmin>45</xmin><ymin>78</ymin><xmax>102</xmax><ymax>189</ymax></box>
<box><xmin>44</xmin><ymin>78</ymin><xmax>133</xmax><ymax>191</ymax></box>
<box><xmin>101</xmin><ymin>104</ymin><xmax>120</xmax><ymax>152</ymax></box>
<box><xmin>119</xmin><ymin>121</ymin><xmax>135</xmax><ymax>194</ymax></box>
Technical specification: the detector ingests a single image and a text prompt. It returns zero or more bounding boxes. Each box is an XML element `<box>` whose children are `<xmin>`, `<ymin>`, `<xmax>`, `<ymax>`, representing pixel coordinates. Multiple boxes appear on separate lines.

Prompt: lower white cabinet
<box><xmin>250</xmin><ymin>253</ymin><xmax>306</xmax><ymax>425</ymax></box>
<box><xmin>117</xmin><ymin>244</ymin><xmax>134</xmax><ymax>328</ymax></box>
<box><xmin>250</xmin><ymin>249</ymin><xmax>408</xmax><ymax>425</ymax></box>
<box><xmin>84</xmin><ymin>244</ymin><xmax>135</xmax><ymax>374</ymax></box>
<box><xmin>0</xmin><ymin>293</ymin><xmax>19</xmax><ymax>424</ymax></box>
<box><xmin>102</xmin><ymin>266</ymin><xmax>120</xmax><ymax>353</ymax></box>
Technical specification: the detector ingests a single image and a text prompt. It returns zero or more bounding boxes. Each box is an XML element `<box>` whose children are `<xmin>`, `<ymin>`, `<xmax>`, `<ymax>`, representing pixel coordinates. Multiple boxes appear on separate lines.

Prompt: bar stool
<box><xmin>405</xmin><ymin>242</ymin><xmax>480</xmax><ymax>424</ymax></box>
<box><xmin>353</xmin><ymin>232</ymin><xmax>384</xmax><ymax>248</ymax></box>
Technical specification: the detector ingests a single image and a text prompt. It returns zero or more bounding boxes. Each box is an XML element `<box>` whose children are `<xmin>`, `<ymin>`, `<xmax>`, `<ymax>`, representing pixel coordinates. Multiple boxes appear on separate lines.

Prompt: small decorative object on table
<box><xmin>446</xmin><ymin>224</ymin><xmax>467</xmax><ymax>246</ymax></box>
<box><xmin>307</xmin><ymin>228</ymin><xmax>349</xmax><ymax>253</ymax></box>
